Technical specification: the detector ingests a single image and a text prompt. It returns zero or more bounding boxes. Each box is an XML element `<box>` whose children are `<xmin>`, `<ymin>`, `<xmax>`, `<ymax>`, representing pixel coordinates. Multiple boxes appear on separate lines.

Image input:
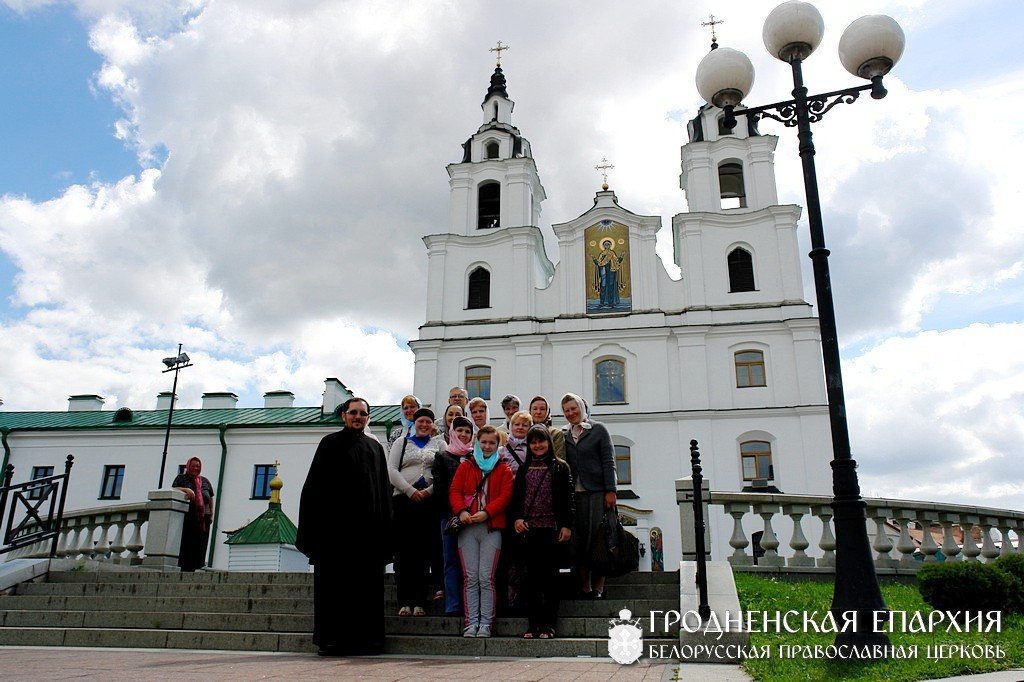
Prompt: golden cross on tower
<box><xmin>489</xmin><ymin>40</ymin><xmax>510</xmax><ymax>67</ymax></box>
<box><xmin>702</xmin><ymin>14</ymin><xmax>724</xmax><ymax>48</ymax></box>
<box><xmin>595</xmin><ymin>158</ymin><xmax>615</xmax><ymax>191</ymax></box>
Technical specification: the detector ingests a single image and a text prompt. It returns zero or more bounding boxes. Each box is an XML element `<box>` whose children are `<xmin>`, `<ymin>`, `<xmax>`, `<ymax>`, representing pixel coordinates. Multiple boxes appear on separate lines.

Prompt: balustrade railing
<box><xmin>4</xmin><ymin>501</ymin><xmax>149</xmax><ymax>564</ymax></box>
<box><xmin>3</xmin><ymin>489</ymin><xmax>190</xmax><ymax>570</ymax></box>
<box><xmin>698</xmin><ymin>491</ymin><xmax>1024</xmax><ymax>572</ymax></box>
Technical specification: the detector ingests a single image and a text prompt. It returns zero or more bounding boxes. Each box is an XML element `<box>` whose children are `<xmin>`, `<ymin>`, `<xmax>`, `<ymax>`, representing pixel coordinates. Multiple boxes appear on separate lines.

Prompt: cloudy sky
<box><xmin>0</xmin><ymin>0</ymin><xmax>1022</xmax><ymax>511</ymax></box>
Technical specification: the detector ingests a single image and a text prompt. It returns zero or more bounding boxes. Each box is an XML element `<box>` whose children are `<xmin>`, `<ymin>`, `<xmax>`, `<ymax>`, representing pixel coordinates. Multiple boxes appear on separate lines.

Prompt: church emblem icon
<box><xmin>607</xmin><ymin>608</ymin><xmax>644</xmax><ymax>665</ymax></box>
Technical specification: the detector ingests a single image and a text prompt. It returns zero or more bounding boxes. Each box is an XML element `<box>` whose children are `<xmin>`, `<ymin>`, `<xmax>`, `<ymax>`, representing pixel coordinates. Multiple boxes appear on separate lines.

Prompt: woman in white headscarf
<box><xmin>560</xmin><ymin>392</ymin><xmax>616</xmax><ymax>599</ymax></box>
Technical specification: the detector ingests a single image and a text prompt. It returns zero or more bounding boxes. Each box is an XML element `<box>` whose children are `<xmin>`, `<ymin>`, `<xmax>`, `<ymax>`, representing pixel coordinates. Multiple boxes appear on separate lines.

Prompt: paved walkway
<box><xmin>0</xmin><ymin>647</ymin><xmax>752</xmax><ymax>682</ymax></box>
<box><xmin>1</xmin><ymin>647</ymin><xmax>1019</xmax><ymax>681</ymax></box>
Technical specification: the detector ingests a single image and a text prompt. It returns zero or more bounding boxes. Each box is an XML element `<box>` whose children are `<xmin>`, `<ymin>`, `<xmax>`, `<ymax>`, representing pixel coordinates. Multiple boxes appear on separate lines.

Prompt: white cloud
<box><xmin>847</xmin><ymin>323</ymin><xmax>1024</xmax><ymax>510</ymax></box>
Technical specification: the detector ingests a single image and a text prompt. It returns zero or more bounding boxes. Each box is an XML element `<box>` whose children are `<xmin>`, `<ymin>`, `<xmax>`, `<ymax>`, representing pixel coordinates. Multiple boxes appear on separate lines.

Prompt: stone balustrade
<box><xmin>677</xmin><ymin>481</ymin><xmax>1024</xmax><ymax>574</ymax></box>
<box><xmin>2</xmin><ymin>489</ymin><xmax>189</xmax><ymax>569</ymax></box>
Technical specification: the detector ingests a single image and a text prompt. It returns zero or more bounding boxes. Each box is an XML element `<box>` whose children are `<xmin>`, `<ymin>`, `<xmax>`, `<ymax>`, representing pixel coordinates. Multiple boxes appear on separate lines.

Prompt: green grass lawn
<box><xmin>734</xmin><ymin>572</ymin><xmax>1023</xmax><ymax>682</ymax></box>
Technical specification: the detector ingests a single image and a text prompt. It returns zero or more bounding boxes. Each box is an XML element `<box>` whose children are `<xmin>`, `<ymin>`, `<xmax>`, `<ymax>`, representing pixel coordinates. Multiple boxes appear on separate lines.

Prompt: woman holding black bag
<box><xmin>387</xmin><ymin>407</ymin><xmax>444</xmax><ymax>617</ymax></box>
<box><xmin>510</xmin><ymin>425</ymin><xmax>575</xmax><ymax>639</ymax></box>
<box><xmin>560</xmin><ymin>392</ymin><xmax>617</xmax><ymax>600</ymax></box>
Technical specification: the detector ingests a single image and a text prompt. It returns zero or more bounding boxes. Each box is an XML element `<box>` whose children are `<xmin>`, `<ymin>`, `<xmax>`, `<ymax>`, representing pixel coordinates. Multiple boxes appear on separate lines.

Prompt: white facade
<box><xmin>411</xmin><ymin>72</ymin><xmax>835</xmax><ymax>566</ymax></box>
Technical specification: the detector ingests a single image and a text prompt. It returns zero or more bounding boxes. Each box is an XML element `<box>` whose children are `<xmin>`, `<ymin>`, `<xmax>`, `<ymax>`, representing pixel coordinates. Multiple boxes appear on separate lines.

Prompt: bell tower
<box><xmin>445</xmin><ymin>52</ymin><xmax>546</xmax><ymax>236</ymax></box>
<box><xmin>420</xmin><ymin>52</ymin><xmax>554</xmax><ymax>326</ymax></box>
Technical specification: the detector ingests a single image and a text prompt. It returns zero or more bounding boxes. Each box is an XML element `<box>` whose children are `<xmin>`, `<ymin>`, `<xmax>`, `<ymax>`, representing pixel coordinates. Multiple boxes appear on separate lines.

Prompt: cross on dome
<box><xmin>702</xmin><ymin>14</ymin><xmax>725</xmax><ymax>50</ymax></box>
<box><xmin>489</xmin><ymin>40</ymin><xmax>510</xmax><ymax>66</ymax></box>
<box><xmin>595</xmin><ymin>157</ymin><xmax>615</xmax><ymax>191</ymax></box>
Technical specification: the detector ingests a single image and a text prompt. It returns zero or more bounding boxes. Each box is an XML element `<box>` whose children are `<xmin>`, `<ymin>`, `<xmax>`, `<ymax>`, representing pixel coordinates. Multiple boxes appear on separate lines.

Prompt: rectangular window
<box><xmin>740</xmin><ymin>441</ymin><xmax>773</xmax><ymax>482</ymax></box>
<box><xmin>177</xmin><ymin>464</ymin><xmax>186</xmax><ymax>477</ymax></box>
<box><xmin>465</xmin><ymin>365</ymin><xmax>491</xmax><ymax>400</ymax></box>
<box><xmin>252</xmin><ymin>464</ymin><xmax>275</xmax><ymax>500</ymax></box>
<box><xmin>99</xmin><ymin>465</ymin><xmax>125</xmax><ymax>500</ymax></box>
<box><xmin>735</xmin><ymin>351</ymin><xmax>767</xmax><ymax>388</ymax></box>
<box><xmin>614</xmin><ymin>445</ymin><xmax>632</xmax><ymax>485</ymax></box>
<box><xmin>29</xmin><ymin>466</ymin><xmax>54</xmax><ymax>501</ymax></box>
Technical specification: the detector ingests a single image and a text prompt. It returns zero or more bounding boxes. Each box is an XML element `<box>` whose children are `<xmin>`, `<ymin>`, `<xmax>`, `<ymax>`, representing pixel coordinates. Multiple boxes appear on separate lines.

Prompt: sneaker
<box><xmin>398</xmin><ymin>606</ymin><xmax>411</xmax><ymax>616</ymax></box>
<box><xmin>412</xmin><ymin>606</ymin><xmax>426</xmax><ymax>616</ymax></box>
<box><xmin>476</xmin><ymin>626</ymin><xmax>491</xmax><ymax>638</ymax></box>
<box><xmin>462</xmin><ymin>625</ymin><xmax>478</xmax><ymax>638</ymax></box>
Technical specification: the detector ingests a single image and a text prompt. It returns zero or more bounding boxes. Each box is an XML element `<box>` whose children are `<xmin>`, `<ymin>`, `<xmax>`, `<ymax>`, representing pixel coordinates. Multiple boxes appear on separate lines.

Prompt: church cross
<box><xmin>702</xmin><ymin>14</ymin><xmax>724</xmax><ymax>47</ymax></box>
<box><xmin>489</xmin><ymin>40</ymin><xmax>510</xmax><ymax>66</ymax></box>
<box><xmin>595</xmin><ymin>157</ymin><xmax>615</xmax><ymax>191</ymax></box>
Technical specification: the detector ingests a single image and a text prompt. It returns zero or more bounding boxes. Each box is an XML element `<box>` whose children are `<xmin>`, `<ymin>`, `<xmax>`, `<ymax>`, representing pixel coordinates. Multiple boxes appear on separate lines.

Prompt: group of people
<box><xmin>296</xmin><ymin>389</ymin><xmax>617</xmax><ymax>657</ymax></box>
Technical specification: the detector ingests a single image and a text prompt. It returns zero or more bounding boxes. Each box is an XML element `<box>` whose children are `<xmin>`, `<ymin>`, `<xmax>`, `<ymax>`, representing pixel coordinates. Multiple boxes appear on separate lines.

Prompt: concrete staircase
<box><xmin>0</xmin><ymin>569</ymin><xmax>679</xmax><ymax>657</ymax></box>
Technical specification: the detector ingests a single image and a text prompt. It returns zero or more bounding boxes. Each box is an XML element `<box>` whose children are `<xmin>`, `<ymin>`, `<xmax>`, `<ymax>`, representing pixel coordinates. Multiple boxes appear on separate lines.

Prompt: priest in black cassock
<box><xmin>297</xmin><ymin>397</ymin><xmax>392</xmax><ymax>656</ymax></box>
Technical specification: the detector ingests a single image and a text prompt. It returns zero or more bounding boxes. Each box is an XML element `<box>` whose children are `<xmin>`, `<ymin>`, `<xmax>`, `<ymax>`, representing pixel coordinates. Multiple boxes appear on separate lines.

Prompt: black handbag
<box><xmin>444</xmin><ymin>471</ymin><xmax>491</xmax><ymax>535</ymax></box>
<box><xmin>590</xmin><ymin>506</ymin><xmax>640</xmax><ymax>578</ymax></box>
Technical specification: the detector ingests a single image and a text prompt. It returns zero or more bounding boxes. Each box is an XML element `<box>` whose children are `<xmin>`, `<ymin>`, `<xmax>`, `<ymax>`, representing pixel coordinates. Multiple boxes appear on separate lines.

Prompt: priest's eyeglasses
<box><xmin>345</xmin><ymin>410</ymin><xmax>369</xmax><ymax>417</ymax></box>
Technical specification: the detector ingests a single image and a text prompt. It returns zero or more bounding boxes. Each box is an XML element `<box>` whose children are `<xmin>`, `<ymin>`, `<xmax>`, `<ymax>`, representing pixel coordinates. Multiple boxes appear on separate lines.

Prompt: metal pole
<box><xmin>158</xmin><ymin>343</ymin><xmax>182</xmax><ymax>489</ymax></box>
<box><xmin>50</xmin><ymin>454</ymin><xmax>74</xmax><ymax>558</ymax></box>
<box><xmin>689</xmin><ymin>440</ymin><xmax>711</xmax><ymax>620</ymax></box>
<box><xmin>789</xmin><ymin>57</ymin><xmax>889</xmax><ymax>647</ymax></box>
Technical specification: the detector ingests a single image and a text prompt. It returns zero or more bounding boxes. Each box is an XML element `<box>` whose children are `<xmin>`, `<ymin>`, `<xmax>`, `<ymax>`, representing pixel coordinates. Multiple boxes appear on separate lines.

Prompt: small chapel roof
<box><xmin>225</xmin><ymin>464</ymin><xmax>298</xmax><ymax>546</ymax></box>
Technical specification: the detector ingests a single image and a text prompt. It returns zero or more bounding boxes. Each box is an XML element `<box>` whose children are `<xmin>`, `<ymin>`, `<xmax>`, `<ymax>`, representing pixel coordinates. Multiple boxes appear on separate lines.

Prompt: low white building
<box><xmin>1</xmin><ymin>65</ymin><xmax>835</xmax><ymax>570</ymax></box>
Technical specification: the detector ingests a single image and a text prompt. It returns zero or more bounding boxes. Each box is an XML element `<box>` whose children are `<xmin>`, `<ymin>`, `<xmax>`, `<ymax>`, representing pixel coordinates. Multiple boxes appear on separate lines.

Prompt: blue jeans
<box><xmin>440</xmin><ymin>516</ymin><xmax>462</xmax><ymax>614</ymax></box>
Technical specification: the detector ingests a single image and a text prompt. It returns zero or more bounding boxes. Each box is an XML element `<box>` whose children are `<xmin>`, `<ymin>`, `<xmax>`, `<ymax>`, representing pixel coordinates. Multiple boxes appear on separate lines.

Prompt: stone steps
<box><xmin>0</xmin><ymin>610</ymin><xmax>678</xmax><ymax>638</ymax></box>
<box><xmin>18</xmin><ymin>580</ymin><xmax>678</xmax><ymax>600</ymax></box>
<box><xmin>0</xmin><ymin>569</ymin><xmax>680</xmax><ymax>656</ymax></box>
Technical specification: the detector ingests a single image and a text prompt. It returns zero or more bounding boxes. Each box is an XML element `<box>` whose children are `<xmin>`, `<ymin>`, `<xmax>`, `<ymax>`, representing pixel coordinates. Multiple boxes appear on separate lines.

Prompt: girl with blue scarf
<box><xmin>448</xmin><ymin>425</ymin><xmax>514</xmax><ymax>638</ymax></box>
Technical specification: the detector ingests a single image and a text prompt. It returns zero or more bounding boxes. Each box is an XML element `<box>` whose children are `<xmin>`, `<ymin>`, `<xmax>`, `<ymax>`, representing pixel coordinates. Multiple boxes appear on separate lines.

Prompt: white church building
<box><xmin>0</xmin><ymin>64</ymin><xmax>834</xmax><ymax>571</ymax></box>
<box><xmin>411</xmin><ymin>65</ymin><xmax>834</xmax><ymax>560</ymax></box>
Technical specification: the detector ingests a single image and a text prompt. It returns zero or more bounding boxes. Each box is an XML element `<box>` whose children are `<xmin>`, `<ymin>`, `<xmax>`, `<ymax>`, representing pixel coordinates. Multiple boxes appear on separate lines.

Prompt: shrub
<box><xmin>917</xmin><ymin>561</ymin><xmax>1014</xmax><ymax>614</ymax></box>
<box><xmin>992</xmin><ymin>554</ymin><xmax>1024</xmax><ymax>613</ymax></box>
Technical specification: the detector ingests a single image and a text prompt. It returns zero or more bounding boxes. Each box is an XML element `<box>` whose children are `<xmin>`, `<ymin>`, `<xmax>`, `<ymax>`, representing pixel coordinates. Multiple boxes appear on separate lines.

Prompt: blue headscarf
<box><xmin>473</xmin><ymin>438</ymin><xmax>500</xmax><ymax>474</ymax></box>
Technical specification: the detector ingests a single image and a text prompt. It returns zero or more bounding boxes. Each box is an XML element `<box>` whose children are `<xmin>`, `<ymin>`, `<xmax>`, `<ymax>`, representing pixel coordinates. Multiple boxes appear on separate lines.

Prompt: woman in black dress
<box><xmin>172</xmin><ymin>456</ymin><xmax>214</xmax><ymax>571</ymax></box>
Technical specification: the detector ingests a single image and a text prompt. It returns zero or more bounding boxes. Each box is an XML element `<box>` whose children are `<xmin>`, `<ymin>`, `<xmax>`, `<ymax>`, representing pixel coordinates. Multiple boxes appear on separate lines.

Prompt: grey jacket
<box><xmin>562</xmin><ymin>420</ymin><xmax>616</xmax><ymax>493</ymax></box>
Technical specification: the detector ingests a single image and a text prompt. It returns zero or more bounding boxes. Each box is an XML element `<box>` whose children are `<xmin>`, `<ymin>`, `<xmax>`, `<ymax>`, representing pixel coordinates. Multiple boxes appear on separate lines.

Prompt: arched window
<box><xmin>595</xmin><ymin>358</ymin><xmax>626</xmax><ymax>404</ymax></box>
<box><xmin>465</xmin><ymin>365</ymin><xmax>491</xmax><ymax>400</ymax></box>
<box><xmin>467</xmin><ymin>266</ymin><xmax>490</xmax><ymax>309</ymax></box>
<box><xmin>735</xmin><ymin>350</ymin><xmax>766</xmax><ymax>387</ymax></box>
<box><xmin>485</xmin><ymin>141</ymin><xmax>499</xmax><ymax>159</ymax></box>
<box><xmin>614</xmin><ymin>444</ymin><xmax>632</xmax><ymax>484</ymax></box>
<box><xmin>478</xmin><ymin>181</ymin><xmax>500</xmax><ymax>229</ymax></box>
<box><xmin>718</xmin><ymin>161</ymin><xmax>746</xmax><ymax>209</ymax></box>
<box><xmin>740</xmin><ymin>441</ymin><xmax>773</xmax><ymax>481</ymax></box>
<box><xmin>728</xmin><ymin>247</ymin><xmax>755</xmax><ymax>292</ymax></box>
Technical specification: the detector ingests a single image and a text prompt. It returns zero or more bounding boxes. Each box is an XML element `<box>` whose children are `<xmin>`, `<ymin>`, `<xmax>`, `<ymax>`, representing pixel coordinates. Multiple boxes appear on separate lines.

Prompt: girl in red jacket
<box><xmin>449</xmin><ymin>425</ymin><xmax>514</xmax><ymax>638</ymax></box>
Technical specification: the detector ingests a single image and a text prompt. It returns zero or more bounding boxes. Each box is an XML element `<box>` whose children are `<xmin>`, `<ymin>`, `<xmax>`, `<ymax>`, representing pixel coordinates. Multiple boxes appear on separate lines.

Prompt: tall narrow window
<box><xmin>465</xmin><ymin>365</ymin><xmax>491</xmax><ymax>400</ymax></box>
<box><xmin>478</xmin><ymin>181</ymin><xmax>500</xmax><ymax>229</ymax></box>
<box><xmin>740</xmin><ymin>441</ymin><xmax>773</xmax><ymax>481</ymax></box>
<box><xmin>29</xmin><ymin>466</ymin><xmax>54</xmax><ymax>501</ymax></box>
<box><xmin>595</xmin><ymin>358</ymin><xmax>626</xmax><ymax>404</ymax></box>
<box><xmin>728</xmin><ymin>247</ymin><xmax>755</xmax><ymax>292</ymax></box>
<box><xmin>718</xmin><ymin>161</ymin><xmax>746</xmax><ymax>209</ymax></box>
<box><xmin>467</xmin><ymin>267</ymin><xmax>491</xmax><ymax>309</ymax></box>
<box><xmin>735</xmin><ymin>350</ymin><xmax>767</xmax><ymax>387</ymax></box>
<box><xmin>252</xmin><ymin>464</ymin><xmax>275</xmax><ymax>500</ymax></box>
<box><xmin>485</xmin><ymin>141</ymin><xmax>499</xmax><ymax>159</ymax></box>
<box><xmin>100</xmin><ymin>465</ymin><xmax>125</xmax><ymax>500</ymax></box>
<box><xmin>614</xmin><ymin>445</ymin><xmax>632</xmax><ymax>484</ymax></box>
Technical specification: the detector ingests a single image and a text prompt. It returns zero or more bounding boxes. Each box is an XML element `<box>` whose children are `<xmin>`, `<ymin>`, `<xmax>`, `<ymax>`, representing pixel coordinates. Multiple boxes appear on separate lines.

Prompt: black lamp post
<box><xmin>695</xmin><ymin>1</ymin><xmax>905</xmax><ymax>649</ymax></box>
<box><xmin>157</xmin><ymin>343</ymin><xmax>193</xmax><ymax>488</ymax></box>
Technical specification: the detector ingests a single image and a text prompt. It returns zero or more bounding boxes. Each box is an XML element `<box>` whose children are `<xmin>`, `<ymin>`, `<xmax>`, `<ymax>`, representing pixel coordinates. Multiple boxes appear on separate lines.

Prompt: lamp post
<box><xmin>695</xmin><ymin>1</ymin><xmax>905</xmax><ymax>649</ymax></box>
<box><xmin>157</xmin><ymin>344</ymin><xmax>193</xmax><ymax>488</ymax></box>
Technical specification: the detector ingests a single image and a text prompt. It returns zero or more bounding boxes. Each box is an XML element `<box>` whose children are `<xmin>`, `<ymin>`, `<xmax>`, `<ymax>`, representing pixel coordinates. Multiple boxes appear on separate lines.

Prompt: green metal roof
<box><xmin>224</xmin><ymin>502</ymin><xmax>298</xmax><ymax>546</ymax></box>
<box><xmin>0</xmin><ymin>404</ymin><xmax>403</xmax><ymax>432</ymax></box>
